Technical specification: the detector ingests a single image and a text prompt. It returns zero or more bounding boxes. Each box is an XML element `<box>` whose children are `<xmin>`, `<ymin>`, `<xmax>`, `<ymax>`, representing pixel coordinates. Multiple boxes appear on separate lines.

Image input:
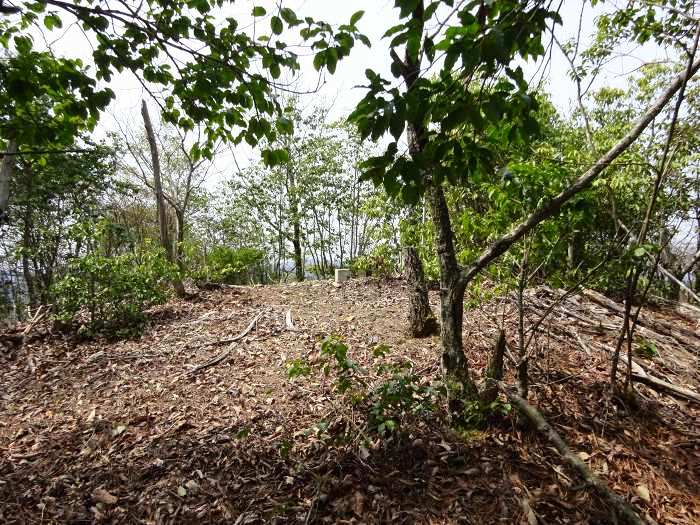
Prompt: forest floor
<box><xmin>1</xmin><ymin>278</ymin><xmax>699</xmax><ymax>524</ymax></box>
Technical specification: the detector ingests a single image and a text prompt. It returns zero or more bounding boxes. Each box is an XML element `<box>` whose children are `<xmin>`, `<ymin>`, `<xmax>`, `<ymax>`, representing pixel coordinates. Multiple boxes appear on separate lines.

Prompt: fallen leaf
<box><xmin>636</xmin><ymin>485</ymin><xmax>651</xmax><ymax>503</ymax></box>
<box><xmin>522</xmin><ymin>497</ymin><xmax>538</xmax><ymax>525</ymax></box>
<box><xmin>92</xmin><ymin>488</ymin><xmax>118</xmax><ymax>505</ymax></box>
<box><xmin>177</xmin><ymin>486</ymin><xmax>187</xmax><ymax>497</ymax></box>
<box><xmin>353</xmin><ymin>491</ymin><xmax>365</xmax><ymax>515</ymax></box>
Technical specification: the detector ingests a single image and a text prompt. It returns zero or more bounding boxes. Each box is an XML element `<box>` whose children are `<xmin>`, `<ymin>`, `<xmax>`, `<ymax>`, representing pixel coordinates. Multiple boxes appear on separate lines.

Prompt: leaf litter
<box><xmin>0</xmin><ymin>278</ymin><xmax>698</xmax><ymax>523</ymax></box>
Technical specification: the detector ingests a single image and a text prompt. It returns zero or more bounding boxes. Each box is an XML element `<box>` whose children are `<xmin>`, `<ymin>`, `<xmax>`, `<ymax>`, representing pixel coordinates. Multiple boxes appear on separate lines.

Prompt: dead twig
<box><xmin>186</xmin><ymin>311</ymin><xmax>264</xmax><ymax>375</ymax></box>
<box><xmin>193</xmin><ymin>310</ymin><xmax>265</xmax><ymax>349</ymax></box>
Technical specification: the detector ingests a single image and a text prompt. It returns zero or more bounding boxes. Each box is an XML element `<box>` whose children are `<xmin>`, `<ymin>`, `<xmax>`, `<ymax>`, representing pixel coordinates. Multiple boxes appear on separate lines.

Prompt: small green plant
<box><xmin>285</xmin><ymin>336</ymin><xmax>440</xmax><ymax>438</ymax></box>
<box><xmin>349</xmin><ymin>244</ymin><xmax>397</xmax><ymax>278</ymax></box>
<box><xmin>368</xmin><ymin>363</ymin><xmax>436</xmax><ymax>436</ymax></box>
<box><xmin>372</xmin><ymin>343</ymin><xmax>392</xmax><ymax>358</ymax></box>
<box><xmin>320</xmin><ymin>335</ymin><xmax>364</xmax><ymax>393</ymax></box>
<box><xmin>460</xmin><ymin>399</ymin><xmax>512</xmax><ymax>428</ymax></box>
<box><xmin>635</xmin><ymin>338</ymin><xmax>658</xmax><ymax>359</ymax></box>
<box><xmin>286</xmin><ymin>358</ymin><xmax>312</xmax><ymax>379</ymax></box>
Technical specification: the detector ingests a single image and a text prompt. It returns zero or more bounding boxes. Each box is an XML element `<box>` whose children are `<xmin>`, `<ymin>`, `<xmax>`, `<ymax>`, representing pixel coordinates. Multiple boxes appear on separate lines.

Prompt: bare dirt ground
<box><xmin>1</xmin><ymin>278</ymin><xmax>698</xmax><ymax>524</ymax></box>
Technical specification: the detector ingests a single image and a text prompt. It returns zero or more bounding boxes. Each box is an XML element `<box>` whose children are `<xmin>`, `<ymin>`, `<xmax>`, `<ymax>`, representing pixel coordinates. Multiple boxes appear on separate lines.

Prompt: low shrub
<box><xmin>198</xmin><ymin>246</ymin><xmax>266</xmax><ymax>285</ymax></box>
<box><xmin>53</xmin><ymin>245</ymin><xmax>175</xmax><ymax>337</ymax></box>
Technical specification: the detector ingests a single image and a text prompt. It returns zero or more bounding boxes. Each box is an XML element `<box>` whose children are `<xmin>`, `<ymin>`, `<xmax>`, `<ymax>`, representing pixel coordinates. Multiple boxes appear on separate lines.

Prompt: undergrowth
<box><xmin>286</xmin><ymin>335</ymin><xmax>511</xmax><ymax>442</ymax></box>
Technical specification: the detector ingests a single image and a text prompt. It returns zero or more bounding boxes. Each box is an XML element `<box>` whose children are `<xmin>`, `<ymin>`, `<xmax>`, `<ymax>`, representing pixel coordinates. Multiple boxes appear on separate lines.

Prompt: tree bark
<box><xmin>141</xmin><ymin>100</ymin><xmax>186</xmax><ymax>297</ymax></box>
<box><xmin>428</xmin><ymin>183</ymin><xmax>477</xmax><ymax>396</ymax></box>
<box><xmin>404</xmin><ymin>246</ymin><xmax>437</xmax><ymax>337</ymax></box>
<box><xmin>0</xmin><ymin>139</ymin><xmax>17</xmax><ymax>222</ymax></box>
<box><xmin>567</xmin><ymin>230</ymin><xmax>583</xmax><ymax>271</ymax></box>
<box><xmin>174</xmin><ymin>207</ymin><xmax>186</xmax><ymax>273</ymax></box>
<box><xmin>393</xmin><ymin>1</ymin><xmax>436</xmax><ymax>338</ymax></box>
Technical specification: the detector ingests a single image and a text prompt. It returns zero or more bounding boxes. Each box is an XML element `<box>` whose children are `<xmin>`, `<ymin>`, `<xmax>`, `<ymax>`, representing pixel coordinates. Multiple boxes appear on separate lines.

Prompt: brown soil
<box><xmin>1</xmin><ymin>279</ymin><xmax>698</xmax><ymax>524</ymax></box>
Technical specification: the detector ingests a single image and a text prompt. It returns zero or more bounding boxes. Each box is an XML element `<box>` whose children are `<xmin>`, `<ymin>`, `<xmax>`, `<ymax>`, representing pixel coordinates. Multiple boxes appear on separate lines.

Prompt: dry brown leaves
<box><xmin>0</xmin><ymin>279</ymin><xmax>698</xmax><ymax>524</ymax></box>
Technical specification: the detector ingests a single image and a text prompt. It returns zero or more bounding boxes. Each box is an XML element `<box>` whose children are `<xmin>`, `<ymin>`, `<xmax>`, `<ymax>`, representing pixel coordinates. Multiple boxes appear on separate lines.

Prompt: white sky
<box><xmin>26</xmin><ymin>0</ymin><xmax>671</xmax><ymax>171</ymax></box>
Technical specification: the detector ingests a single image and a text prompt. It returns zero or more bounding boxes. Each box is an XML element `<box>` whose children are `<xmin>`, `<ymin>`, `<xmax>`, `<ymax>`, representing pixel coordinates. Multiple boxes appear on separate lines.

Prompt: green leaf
<box><xmin>43</xmin><ymin>13</ymin><xmax>63</xmax><ymax>30</ymax></box>
<box><xmin>252</xmin><ymin>6</ymin><xmax>266</xmax><ymax>17</ymax></box>
<box><xmin>350</xmin><ymin>10</ymin><xmax>365</xmax><ymax>25</ymax></box>
<box><xmin>390</xmin><ymin>111</ymin><xmax>404</xmax><ymax>140</ymax></box>
<box><xmin>270</xmin><ymin>16</ymin><xmax>283</xmax><ymax>35</ymax></box>
<box><xmin>326</xmin><ymin>48</ymin><xmax>338</xmax><ymax>74</ymax></box>
<box><xmin>280</xmin><ymin>8</ymin><xmax>299</xmax><ymax>26</ymax></box>
<box><xmin>313</xmin><ymin>51</ymin><xmax>324</xmax><ymax>71</ymax></box>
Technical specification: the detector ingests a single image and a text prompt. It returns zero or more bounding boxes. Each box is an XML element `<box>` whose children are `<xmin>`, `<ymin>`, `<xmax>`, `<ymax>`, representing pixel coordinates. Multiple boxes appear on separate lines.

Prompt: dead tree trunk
<box><xmin>141</xmin><ymin>100</ymin><xmax>186</xmax><ymax>297</ymax></box>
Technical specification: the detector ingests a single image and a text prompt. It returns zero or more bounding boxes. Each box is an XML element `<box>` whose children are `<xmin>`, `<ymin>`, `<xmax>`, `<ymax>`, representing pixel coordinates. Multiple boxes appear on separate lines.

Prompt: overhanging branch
<box><xmin>459</xmin><ymin>57</ymin><xmax>700</xmax><ymax>289</ymax></box>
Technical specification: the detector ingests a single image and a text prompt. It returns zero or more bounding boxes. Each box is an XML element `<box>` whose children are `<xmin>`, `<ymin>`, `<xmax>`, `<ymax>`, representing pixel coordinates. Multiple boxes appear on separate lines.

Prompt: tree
<box><xmin>220</xmin><ymin>108</ymin><xmax>385</xmax><ymax>283</ymax></box>
<box><xmin>350</xmin><ymin>0</ymin><xmax>700</xmax><ymax>399</ymax></box>
<box><xmin>116</xmin><ymin>103</ymin><xmax>213</xmax><ymax>294</ymax></box>
<box><xmin>1</xmin><ymin>2</ymin><xmax>367</xmax><ymax>216</ymax></box>
<box><xmin>0</xmin><ymin>46</ymin><xmax>113</xmax><ymax>219</ymax></box>
<box><xmin>350</xmin><ymin>0</ymin><xmax>560</xmax><ymax>394</ymax></box>
<box><xmin>1</xmin><ymin>139</ymin><xmax>116</xmax><ymax>307</ymax></box>
<box><xmin>141</xmin><ymin>100</ymin><xmax>186</xmax><ymax>296</ymax></box>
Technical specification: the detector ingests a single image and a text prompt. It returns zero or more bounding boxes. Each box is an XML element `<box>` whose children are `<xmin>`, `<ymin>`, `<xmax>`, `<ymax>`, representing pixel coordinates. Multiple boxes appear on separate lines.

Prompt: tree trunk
<box><xmin>567</xmin><ymin>230</ymin><xmax>583</xmax><ymax>271</ymax></box>
<box><xmin>292</xmin><ymin>222</ymin><xmax>304</xmax><ymax>281</ymax></box>
<box><xmin>404</xmin><ymin>246</ymin><xmax>437</xmax><ymax>337</ymax></box>
<box><xmin>285</xmin><ymin>160</ymin><xmax>305</xmax><ymax>282</ymax></box>
<box><xmin>395</xmin><ymin>1</ymin><xmax>436</xmax><ymax>337</ymax></box>
<box><xmin>695</xmin><ymin>214</ymin><xmax>700</xmax><ymax>293</ymax></box>
<box><xmin>175</xmin><ymin>207</ymin><xmax>186</xmax><ymax>273</ymax></box>
<box><xmin>20</xmin><ymin>165</ymin><xmax>36</xmax><ymax>307</ymax></box>
<box><xmin>428</xmin><ymin>183</ymin><xmax>477</xmax><ymax>397</ymax></box>
<box><xmin>0</xmin><ymin>139</ymin><xmax>17</xmax><ymax>223</ymax></box>
<box><xmin>141</xmin><ymin>100</ymin><xmax>186</xmax><ymax>297</ymax></box>
<box><xmin>21</xmin><ymin>217</ymin><xmax>36</xmax><ymax>307</ymax></box>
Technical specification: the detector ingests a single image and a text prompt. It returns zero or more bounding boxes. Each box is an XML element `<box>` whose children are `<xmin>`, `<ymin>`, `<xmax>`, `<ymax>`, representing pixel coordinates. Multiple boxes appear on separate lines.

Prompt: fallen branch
<box><xmin>633</xmin><ymin>372</ymin><xmax>700</xmax><ymax>404</ymax></box>
<box><xmin>582</xmin><ymin>289</ymin><xmax>700</xmax><ymax>353</ymax></box>
<box><xmin>187</xmin><ymin>342</ymin><xmax>239</xmax><ymax>376</ymax></box>
<box><xmin>615</xmin><ymin>350</ymin><xmax>700</xmax><ymax>404</ymax></box>
<box><xmin>195</xmin><ymin>311</ymin><xmax>264</xmax><ymax>348</ymax></box>
<box><xmin>186</xmin><ymin>311</ymin><xmax>264</xmax><ymax>375</ymax></box>
<box><xmin>498</xmin><ymin>382</ymin><xmax>647</xmax><ymax>525</ymax></box>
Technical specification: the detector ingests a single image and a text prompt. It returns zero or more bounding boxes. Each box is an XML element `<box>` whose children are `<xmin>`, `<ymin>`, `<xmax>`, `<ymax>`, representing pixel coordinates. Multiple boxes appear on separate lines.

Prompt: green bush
<box><xmin>350</xmin><ymin>244</ymin><xmax>397</xmax><ymax>278</ymax></box>
<box><xmin>199</xmin><ymin>246</ymin><xmax>265</xmax><ymax>284</ymax></box>
<box><xmin>53</xmin><ymin>245</ymin><xmax>175</xmax><ymax>337</ymax></box>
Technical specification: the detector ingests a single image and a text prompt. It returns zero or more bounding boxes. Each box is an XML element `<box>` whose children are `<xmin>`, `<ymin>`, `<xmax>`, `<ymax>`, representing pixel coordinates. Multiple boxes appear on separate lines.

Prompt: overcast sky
<box><xmin>31</xmin><ymin>0</ymin><xmax>671</xmax><ymax>170</ymax></box>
